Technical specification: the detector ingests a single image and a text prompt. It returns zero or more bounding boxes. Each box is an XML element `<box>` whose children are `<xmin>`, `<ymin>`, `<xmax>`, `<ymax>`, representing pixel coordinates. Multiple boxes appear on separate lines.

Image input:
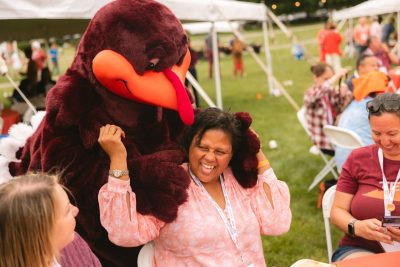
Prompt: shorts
<box><xmin>331</xmin><ymin>245</ymin><xmax>375</xmax><ymax>262</ymax></box>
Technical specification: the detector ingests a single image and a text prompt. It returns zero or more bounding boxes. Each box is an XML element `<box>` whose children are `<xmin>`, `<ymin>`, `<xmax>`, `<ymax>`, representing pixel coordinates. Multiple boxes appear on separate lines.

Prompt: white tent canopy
<box><xmin>161</xmin><ymin>0</ymin><xmax>266</xmax><ymax>22</ymax></box>
<box><xmin>183</xmin><ymin>22</ymin><xmax>240</xmax><ymax>35</ymax></box>
<box><xmin>0</xmin><ymin>0</ymin><xmax>266</xmax><ymax>40</ymax></box>
<box><xmin>332</xmin><ymin>0</ymin><xmax>400</xmax><ymax>21</ymax></box>
<box><xmin>332</xmin><ymin>0</ymin><xmax>400</xmax><ymax>58</ymax></box>
<box><xmin>0</xmin><ymin>0</ymin><xmax>266</xmax><ymax>21</ymax></box>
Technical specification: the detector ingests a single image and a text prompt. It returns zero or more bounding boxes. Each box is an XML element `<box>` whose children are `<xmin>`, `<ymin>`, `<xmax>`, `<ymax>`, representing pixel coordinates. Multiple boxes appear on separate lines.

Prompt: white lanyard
<box><xmin>378</xmin><ymin>148</ymin><xmax>400</xmax><ymax>216</ymax></box>
<box><xmin>189</xmin><ymin>168</ymin><xmax>253</xmax><ymax>267</ymax></box>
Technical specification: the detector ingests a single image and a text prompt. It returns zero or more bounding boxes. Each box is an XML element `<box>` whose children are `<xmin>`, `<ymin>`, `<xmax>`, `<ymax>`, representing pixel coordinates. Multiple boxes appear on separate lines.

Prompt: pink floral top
<box><xmin>98</xmin><ymin>165</ymin><xmax>291</xmax><ymax>267</ymax></box>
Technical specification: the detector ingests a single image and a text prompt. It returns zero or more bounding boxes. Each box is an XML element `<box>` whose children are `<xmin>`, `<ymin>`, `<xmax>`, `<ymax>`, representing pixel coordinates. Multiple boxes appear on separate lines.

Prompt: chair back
<box><xmin>137</xmin><ymin>242</ymin><xmax>154</xmax><ymax>267</ymax></box>
<box><xmin>297</xmin><ymin>106</ymin><xmax>311</xmax><ymax>136</ymax></box>
<box><xmin>322</xmin><ymin>185</ymin><xmax>337</xmax><ymax>263</ymax></box>
<box><xmin>323</xmin><ymin>125</ymin><xmax>364</xmax><ymax>149</ymax></box>
<box><xmin>297</xmin><ymin>106</ymin><xmax>339</xmax><ymax>191</ymax></box>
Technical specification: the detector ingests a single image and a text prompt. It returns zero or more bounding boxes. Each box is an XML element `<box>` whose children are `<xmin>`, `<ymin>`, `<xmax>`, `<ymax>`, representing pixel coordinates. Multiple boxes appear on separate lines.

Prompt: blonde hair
<box><xmin>0</xmin><ymin>173</ymin><xmax>59</xmax><ymax>267</ymax></box>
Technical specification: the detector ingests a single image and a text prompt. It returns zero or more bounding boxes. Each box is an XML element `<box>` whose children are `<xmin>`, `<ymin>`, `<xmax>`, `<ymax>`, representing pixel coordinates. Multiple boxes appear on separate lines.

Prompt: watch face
<box><xmin>113</xmin><ymin>170</ymin><xmax>122</xmax><ymax>177</ymax></box>
<box><xmin>348</xmin><ymin>220</ymin><xmax>356</xmax><ymax>236</ymax></box>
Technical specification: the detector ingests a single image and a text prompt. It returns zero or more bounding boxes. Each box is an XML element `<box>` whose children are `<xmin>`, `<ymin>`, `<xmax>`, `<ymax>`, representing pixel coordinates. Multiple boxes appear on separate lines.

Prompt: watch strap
<box><xmin>348</xmin><ymin>219</ymin><xmax>357</xmax><ymax>236</ymax></box>
<box><xmin>109</xmin><ymin>169</ymin><xmax>129</xmax><ymax>178</ymax></box>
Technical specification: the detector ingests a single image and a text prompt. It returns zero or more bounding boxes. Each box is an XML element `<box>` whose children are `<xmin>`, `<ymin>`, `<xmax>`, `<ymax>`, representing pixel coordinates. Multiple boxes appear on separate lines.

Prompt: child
<box><xmin>0</xmin><ymin>173</ymin><xmax>78</xmax><ymax>267</ymax></box>
<box><xmin>303</xmin><ymin>63</ymin><xmax>351</xmax><ymax>155</ymax></box>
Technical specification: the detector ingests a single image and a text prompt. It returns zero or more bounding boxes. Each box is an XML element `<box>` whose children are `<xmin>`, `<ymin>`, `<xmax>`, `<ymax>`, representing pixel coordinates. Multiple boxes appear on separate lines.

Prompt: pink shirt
<box><xmin>99</xmin><ymin>165</ymin><xmax>291</xmax><ymax>267</ymax></box>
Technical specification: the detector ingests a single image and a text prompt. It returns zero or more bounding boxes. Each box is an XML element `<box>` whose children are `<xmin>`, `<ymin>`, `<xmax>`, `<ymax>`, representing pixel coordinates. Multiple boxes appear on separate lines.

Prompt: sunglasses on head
<box><xmin>366</xmin><ymin>99</ymin><xmax>400</xmax><ymax>114</ymax></box>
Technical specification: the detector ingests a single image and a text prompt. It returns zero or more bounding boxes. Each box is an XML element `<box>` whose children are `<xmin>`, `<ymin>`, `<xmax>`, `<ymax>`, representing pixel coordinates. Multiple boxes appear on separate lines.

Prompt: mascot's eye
<box><xmin>147</xmin><ymin>58</ymin><xmax>160</xmax><ymax>70</ymax></box>
<box><xmin>147</xmin><ymin>62</ymin><xmax>156</xmax><ymax>70</ymax></box>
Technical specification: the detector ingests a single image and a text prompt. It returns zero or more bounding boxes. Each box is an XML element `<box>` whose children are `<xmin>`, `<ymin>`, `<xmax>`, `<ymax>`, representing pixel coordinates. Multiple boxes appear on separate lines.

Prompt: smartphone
<box><xmin>382</xmin><ymin>216</ymin><xmax>400</xmax><ymax>227</ymax></box>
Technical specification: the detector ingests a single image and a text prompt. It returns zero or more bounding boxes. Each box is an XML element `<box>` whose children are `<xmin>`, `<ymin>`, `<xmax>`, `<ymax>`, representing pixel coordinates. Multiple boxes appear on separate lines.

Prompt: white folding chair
<box><xmin>296</xmin><ymin>107</ymin><xmax>338</xmax><ymax>191</ymax></box>
<box><xmin>322</xmin><ymin>184</ymin><xmax>336</xmax><ymax>263</ymax></box>
<box><xmin>323</xmin><ymin>125</ymin><xmax>365</xmax><ymax>173</ymax></box>
<box><xmin>323</xmin><ymin>125</ymin><xmax>365</xmax><ymax>149</ymax></box>
<box><xmin>137</xmin><ymin>242</ymin><xmax>154</xmax><ymax>267</ymax></box>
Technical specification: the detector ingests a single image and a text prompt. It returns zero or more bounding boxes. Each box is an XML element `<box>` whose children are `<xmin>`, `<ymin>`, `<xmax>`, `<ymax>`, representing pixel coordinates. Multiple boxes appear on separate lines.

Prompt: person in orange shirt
<box><xmin>322</xmin><ymin>23</ymin><xmax>343</xmax><ymax>73</ymax></box>
<box><xmin>317</xmin><ymin>21</ymin><xmax>330</xmax><ymax>62</ymax></box>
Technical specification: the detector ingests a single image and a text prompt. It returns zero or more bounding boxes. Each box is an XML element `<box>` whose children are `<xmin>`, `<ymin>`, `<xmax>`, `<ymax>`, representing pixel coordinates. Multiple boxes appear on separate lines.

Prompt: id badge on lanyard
<box><xmin>378</xmin><ymin>148</ymin><xmax>400</xmax><ymax>216</ymax></box>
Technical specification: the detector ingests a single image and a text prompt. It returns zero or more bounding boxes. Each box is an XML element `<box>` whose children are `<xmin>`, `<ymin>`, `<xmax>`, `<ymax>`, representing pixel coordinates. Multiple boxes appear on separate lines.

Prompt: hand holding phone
<box><xmin>382</xmin><ymin>216</ymin><xmax>400</xmax><ymax>228</ymax></box>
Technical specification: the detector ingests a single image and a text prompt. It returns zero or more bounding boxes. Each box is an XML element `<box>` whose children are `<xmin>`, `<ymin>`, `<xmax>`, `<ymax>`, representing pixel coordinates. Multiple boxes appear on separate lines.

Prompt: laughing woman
<box><xmin>98</xmin><ymin>107</ymin><xmax>291</xmax><ymax>267</ymax></box>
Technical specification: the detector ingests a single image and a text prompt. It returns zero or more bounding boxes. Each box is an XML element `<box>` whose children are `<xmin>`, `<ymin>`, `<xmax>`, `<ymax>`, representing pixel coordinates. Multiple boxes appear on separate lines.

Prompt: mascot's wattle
<box><xmin>10</xmin><ymin>0</ymin><xmax>194</xmax><ymax>266</ymax></box>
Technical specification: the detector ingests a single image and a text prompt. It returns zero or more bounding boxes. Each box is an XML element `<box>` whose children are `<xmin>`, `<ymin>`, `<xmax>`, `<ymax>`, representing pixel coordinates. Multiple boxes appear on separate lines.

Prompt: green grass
<box><xmin>0</xmin><ymin>22</ymin><xmax>355</xmax><ymax>266</ymax></box>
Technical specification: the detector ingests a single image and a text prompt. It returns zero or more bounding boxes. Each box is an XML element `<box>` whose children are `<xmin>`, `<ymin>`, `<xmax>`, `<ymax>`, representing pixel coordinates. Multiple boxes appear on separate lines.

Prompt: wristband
<box><xmin>257</xmin><ymin>159</ymin><xmax>270</xmax><ymax>169</ymax></box>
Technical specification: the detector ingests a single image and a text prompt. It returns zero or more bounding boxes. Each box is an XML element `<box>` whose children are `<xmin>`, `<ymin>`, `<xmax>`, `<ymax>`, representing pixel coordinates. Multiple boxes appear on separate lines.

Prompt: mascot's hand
<box><xmin>131</xmin><ymin>150</ymin><xmax>190</xmax><ymax>222</ymax></box>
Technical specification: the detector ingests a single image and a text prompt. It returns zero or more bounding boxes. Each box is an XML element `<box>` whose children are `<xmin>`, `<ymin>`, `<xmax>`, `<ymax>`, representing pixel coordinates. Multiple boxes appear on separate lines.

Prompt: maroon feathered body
<box><xmin>10</xmin><ymin>1</ymin><xmax>191</xmax><ymax>266</ymax></box>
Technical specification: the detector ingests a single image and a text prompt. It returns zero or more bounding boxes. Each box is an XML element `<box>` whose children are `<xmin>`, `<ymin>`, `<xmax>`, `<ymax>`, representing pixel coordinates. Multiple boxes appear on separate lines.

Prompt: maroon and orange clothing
<box><xmin>337</xmin><ymin>145</ymin><xmax>400</xmax><ymax>253</ymax></box>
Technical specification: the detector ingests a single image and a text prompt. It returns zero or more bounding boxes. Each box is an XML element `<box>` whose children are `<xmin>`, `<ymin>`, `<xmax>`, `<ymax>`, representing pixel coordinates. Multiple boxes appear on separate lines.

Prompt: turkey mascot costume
<box><xmin>5</xmin><ymin>0</ymin><xmax>261</xmax><ymax>266</ymax></box>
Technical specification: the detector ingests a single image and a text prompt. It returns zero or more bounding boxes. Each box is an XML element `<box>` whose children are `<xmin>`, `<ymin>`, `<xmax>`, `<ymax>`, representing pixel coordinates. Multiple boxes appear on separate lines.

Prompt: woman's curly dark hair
<box><xmin>181</xmin><ymin>107</ymin><xmax>260</xmax><ymax>188</ymax></box>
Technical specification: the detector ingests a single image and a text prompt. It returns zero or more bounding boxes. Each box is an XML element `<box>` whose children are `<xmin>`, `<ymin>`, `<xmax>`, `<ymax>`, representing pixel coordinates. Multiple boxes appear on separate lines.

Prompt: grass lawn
<box><xmin>1</xmin><ymin>22</ymin><xmax>357</xmax><ymax>266</ymax></box>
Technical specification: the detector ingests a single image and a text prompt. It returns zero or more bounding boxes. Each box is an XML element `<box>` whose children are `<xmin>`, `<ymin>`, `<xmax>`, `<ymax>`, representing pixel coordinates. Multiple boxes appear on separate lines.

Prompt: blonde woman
<box><xmin>0</xmin><ymin>173</ymin><xmax>81</xmax><ymax>267</ymax></box>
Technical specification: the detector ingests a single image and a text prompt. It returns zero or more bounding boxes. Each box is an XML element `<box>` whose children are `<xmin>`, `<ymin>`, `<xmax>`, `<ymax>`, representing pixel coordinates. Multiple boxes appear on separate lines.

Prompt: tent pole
<box><xmin>262</xmin><ymin>19</ymin><xmax>274</xmax><ymax>95</ymax></box>
<box><xmin>397</xmin><ymin>11</ymin><xmax>400</xmax><ymax>58</ymax></box>
<box><xmin>214</xmin><ymin>6</ymin><xmax>299</xmax><ymax>111</ymax></box>
<box><xmin>349</xmin><ymin>18</ymin><xmax>354</xmax><ymax>59</ymax></box>
<box><xmin>247</xmin><ymin>51</ymin><xmax>300</xmax><ymax>111</ymax></box>
<box><xmin>186</xmin><ymin>72</ymin><xmax>216</xmax><ymax>108</ymax></box>
<box><xmin>211</xmin><ymin>22</ymin><xmax>223</xmax><ymax>109</ymax></box>
<box><xmin>336</xmin><ymin>19</ymin><xmax>346</xmax><ymax>32</ymax></box>
<box><xmin>266</xmin><ymin>8</ymin><xmax>292</xmax><ymax>38</ymax></box>
<box><xmin>211</xmin><ymin>3</ymin><xmax>299</xmax><ymax>111</ymax></box>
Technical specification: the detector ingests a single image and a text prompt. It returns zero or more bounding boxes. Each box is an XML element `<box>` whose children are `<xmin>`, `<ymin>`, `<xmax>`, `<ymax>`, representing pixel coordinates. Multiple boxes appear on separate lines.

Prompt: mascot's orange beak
<box><xmin>92</xmin><ymin>49</ymin><xmax>194</xmax><ymax>125</ymax></box>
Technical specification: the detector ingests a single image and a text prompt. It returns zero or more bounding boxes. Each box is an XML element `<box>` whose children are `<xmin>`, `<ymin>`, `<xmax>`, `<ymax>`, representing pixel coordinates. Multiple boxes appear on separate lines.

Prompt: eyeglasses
<box><xmin>366</xmin><ymin>99</ymin><xmax>400</xmax><ymax>114</ymax></box>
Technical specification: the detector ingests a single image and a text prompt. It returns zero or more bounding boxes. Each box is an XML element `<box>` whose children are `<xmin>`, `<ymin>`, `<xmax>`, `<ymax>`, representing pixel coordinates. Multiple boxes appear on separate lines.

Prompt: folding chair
<box><xmin>323</xmin><ymin>125</ymin><xmax>365</xmax><ymax>149</ymax></box>
<box><xmin>322</xmin><ymin>184</ymin><xmax>336</xmax><ymax>263</ymax></box>
<box><xmin>137</xmin><ymin>242</ymin><xmax>154</xmax><ymax>267</ymax></box>
<box><xmin>296</xmin><ymin>107</ymin><xmax>338</xmax><ymax>191</ymax></box>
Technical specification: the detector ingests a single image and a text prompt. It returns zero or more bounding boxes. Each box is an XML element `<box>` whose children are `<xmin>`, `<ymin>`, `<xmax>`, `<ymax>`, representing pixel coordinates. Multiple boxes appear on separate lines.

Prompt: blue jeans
<box><xmin>331</xmin><ymin>245</ymin><xmax>375</xmax><ymax>262</ymax></box>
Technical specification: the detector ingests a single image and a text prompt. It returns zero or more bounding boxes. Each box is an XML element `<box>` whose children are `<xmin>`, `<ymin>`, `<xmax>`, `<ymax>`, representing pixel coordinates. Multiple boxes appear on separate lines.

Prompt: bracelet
<box><xmin>257</xmin><ymin>159</ymin><xmax>270</xmax><ymax>169</ymax></box>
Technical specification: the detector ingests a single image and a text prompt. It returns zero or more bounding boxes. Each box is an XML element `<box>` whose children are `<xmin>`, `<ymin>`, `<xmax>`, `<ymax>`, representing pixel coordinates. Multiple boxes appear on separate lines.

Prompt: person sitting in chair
<box><xmin>303</xmin><ymin>62</ymin><xmax>351</xmax><ymax>156</ymax></box>
<box><xmin>331</xmin><ymin>93</ymin><xmax>400</xmax><ymax>262</ymax></box>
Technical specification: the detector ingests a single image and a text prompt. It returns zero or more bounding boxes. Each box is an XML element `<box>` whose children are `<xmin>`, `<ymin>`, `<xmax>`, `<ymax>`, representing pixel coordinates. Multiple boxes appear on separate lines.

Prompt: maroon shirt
<box><xmin>60</xmin><ymin>232</ymin><xmax>102</xmax><ymax>267</ymax></box>
<box><xmin>337</xmin><ymin>145</ymin><xmax>400</xmax><ymax>253</ymax></box>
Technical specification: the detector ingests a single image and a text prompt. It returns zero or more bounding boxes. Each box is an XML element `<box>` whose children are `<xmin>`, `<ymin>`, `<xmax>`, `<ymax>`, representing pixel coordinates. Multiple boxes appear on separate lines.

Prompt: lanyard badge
<box><xmin>378</xmin><ymin>148</ymin><xmax>400</xmax><ymax>216</ymax></box>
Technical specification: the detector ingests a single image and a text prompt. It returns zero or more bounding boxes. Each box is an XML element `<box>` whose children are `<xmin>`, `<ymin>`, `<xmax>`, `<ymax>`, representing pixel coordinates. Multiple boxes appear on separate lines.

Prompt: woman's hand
<box><xmin>387</xmin><ymin>226</ymin><xmax>400</xmax><ymax>242</ymax></box>
<box><xmin>98</xmin><ymin>124</ymin><xmax>127</xmax><ymax>161</ymax></box>
<box><xmin>355</xmin><ymin>219</ymin><xmax>393</xmax><ymax>244</ymax></box>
